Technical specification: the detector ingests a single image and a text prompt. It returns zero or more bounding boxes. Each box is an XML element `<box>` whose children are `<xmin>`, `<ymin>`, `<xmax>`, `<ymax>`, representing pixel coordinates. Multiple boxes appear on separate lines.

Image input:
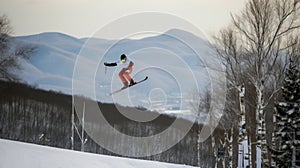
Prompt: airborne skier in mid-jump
<box><xmin>104</xmin><ymin>54</ymin><xmax>148</xmax><ymax>95</ymax></box>
<box><xmin>104</xmin><ymin>54</ymin><xmax>136</xmax><ymax>89</ymax></box>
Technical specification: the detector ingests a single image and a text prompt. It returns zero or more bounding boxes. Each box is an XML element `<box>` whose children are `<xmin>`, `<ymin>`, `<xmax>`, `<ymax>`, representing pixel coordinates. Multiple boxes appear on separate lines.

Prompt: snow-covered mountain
<box><xmin>16</xmin><ymin>29</ymin><xmax>214</xmax><ymax>115</ymax></box>
<box><xmin>0</xmin><ymin>139</ymin><xmax>196</xmax><ymax>168</ymax></box>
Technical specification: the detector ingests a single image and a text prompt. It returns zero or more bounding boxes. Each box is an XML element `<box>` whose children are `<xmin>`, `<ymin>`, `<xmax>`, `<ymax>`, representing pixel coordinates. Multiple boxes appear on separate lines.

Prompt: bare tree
<box><xmin>214</xmin><ymin>0</ymin><xmax>300</xmax><ymax>167</ymax></box>
<box><xmin>0</xmin><ymin>15</ymin><xmax>34</xmax><ymax>81</ymax></box>
<box><xmin>190</xmin><ymin>90</ymin><xmax>209</xmax><ymax>167</ymax></box>
<box><xmin>71</xmin><ymin>98</ymin><xmax>88</xmax><ymax>151</ymax></box>
<box><xmin>214</xmin><ymin>25</ymin><xmax>253</xmax><ymax>168</ymax></box>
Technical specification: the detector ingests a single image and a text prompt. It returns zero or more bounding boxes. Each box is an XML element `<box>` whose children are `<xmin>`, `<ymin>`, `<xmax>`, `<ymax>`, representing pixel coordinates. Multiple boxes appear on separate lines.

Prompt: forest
<box><xmin>0</xmin><ymin>80</ymin><xmax>227</xmax><ymax>167</ymax></box>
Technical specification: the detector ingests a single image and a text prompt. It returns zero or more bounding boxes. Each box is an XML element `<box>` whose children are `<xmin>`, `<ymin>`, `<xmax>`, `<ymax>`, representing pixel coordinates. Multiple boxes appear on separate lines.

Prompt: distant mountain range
<box><xmin>15</xmin><ymin>29</ymin><xmax>214</xmax><ymax>117</ymax></box>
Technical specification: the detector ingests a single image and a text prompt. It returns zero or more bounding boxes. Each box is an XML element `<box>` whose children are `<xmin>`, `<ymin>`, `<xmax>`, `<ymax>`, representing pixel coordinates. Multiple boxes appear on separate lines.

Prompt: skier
<box><xmin>104</xmin><ymin>54</ymin><xmax>136</xmax><ymax>89</ymax></box>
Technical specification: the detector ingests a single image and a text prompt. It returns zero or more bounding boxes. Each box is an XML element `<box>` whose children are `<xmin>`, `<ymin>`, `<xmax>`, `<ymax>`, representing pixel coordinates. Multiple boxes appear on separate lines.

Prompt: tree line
<box><xmin>0</xmin><ymin>81</ymin><xmax>227</xmax><ymax>167</ymax></box>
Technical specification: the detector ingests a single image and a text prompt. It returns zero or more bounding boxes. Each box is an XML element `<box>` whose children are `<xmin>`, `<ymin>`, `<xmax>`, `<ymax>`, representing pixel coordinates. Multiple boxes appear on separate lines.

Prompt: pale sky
<box><xmin>0</xmin><ymin>0</ymin><xmax>246</xmax><ymax>39</ymax></box>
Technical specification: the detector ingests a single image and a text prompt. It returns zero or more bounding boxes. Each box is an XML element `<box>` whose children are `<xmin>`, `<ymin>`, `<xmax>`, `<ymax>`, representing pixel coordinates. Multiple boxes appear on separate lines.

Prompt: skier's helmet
<box><xmin>120</xmin><ymin>54</ymin><xmax>127</xmax><ymax>63</ymax></box>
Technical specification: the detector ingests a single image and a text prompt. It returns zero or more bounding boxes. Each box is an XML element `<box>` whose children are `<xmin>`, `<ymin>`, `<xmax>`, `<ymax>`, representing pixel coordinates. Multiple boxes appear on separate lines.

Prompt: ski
<box><xmin>108</xmin><ymin>76</ymin><xmax>148</xmax><ymax>96</ymax></box>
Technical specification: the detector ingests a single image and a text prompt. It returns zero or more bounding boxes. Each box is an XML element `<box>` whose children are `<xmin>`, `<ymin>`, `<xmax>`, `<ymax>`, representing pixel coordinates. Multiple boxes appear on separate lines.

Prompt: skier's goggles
<box><xmin>121</xmin><ymin>59</ymin><xmax>126</xmax><ymax>63</ymax></box>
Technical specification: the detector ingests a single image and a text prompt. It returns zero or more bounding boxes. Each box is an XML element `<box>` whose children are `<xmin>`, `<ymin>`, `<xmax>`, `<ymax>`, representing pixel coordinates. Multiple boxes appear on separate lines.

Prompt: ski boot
<box><xmin>129</xmin><ymin>79</ymin><xmax>136</xmax><ymax>86</ymax></box>
<box><xmin>121</xmin><ymin>82</ymin><xmax>129</xmax><ymax>89</ymax></box>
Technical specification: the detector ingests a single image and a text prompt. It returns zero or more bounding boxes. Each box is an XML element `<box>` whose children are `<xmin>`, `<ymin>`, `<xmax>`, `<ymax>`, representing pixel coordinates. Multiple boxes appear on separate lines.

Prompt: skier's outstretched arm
<box><xmin>104</xmin><ymin>62</ymin><xmax>117</xmax><ymax>67</ymax></box>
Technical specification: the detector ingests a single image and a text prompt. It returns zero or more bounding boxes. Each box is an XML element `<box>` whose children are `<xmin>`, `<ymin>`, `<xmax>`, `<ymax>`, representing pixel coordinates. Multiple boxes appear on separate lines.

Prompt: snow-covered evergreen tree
<box><xmin>271</xmin><ymin>59</ymin><xmax>300</xmax><ymax>167</ymax></box>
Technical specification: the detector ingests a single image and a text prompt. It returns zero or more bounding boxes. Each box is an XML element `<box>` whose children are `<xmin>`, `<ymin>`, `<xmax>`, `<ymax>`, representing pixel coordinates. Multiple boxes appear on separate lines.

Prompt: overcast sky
<box><xmin>0</xmin><ymin>0</ymin><xmax>246</xmax><ymax>38</ymax></box>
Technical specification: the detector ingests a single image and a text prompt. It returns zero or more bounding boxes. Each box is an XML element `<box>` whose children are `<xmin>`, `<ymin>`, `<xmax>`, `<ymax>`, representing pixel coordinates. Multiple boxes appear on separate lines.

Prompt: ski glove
<box><xmin>129</xmin><ymin>61</ymin><xmax>134</xmax><ymax>66</ymax></box>
<box><xmin>104</xmin><ymin>62</ymin><xmax>117</xmax><ymax>67</ymax></box>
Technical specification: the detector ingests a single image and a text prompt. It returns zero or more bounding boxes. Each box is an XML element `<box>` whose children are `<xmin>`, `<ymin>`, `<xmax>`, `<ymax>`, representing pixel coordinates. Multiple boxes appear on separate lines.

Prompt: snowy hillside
<box><xmin>15</xmin><ymin>29</ymin><xmax>215</xmax><ymax>115</ymax></box>
<box><xmin>0</xmin><ymin>139</ymin><xmax>196</xmax><ymax>168</ymax></box>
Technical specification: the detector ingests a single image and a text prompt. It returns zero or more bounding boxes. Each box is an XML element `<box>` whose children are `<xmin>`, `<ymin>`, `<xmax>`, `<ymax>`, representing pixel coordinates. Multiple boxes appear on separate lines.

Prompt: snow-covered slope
<box><xmin>0</xmin><ymin>139</ymin><xmax>196</xmax><ymax>168</ymax></box>
<box><xmin>16</xmin><ymin>29</ymin><xmax>214</xmax><ymax>115</ymax></box>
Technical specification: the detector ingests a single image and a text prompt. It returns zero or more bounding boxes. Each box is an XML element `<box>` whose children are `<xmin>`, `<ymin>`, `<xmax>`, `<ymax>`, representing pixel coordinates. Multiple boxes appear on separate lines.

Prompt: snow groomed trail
<box><xmin>0</xmin><ymin>139</ymin><xmax>196</xmax><ymax>168</ymax></box>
